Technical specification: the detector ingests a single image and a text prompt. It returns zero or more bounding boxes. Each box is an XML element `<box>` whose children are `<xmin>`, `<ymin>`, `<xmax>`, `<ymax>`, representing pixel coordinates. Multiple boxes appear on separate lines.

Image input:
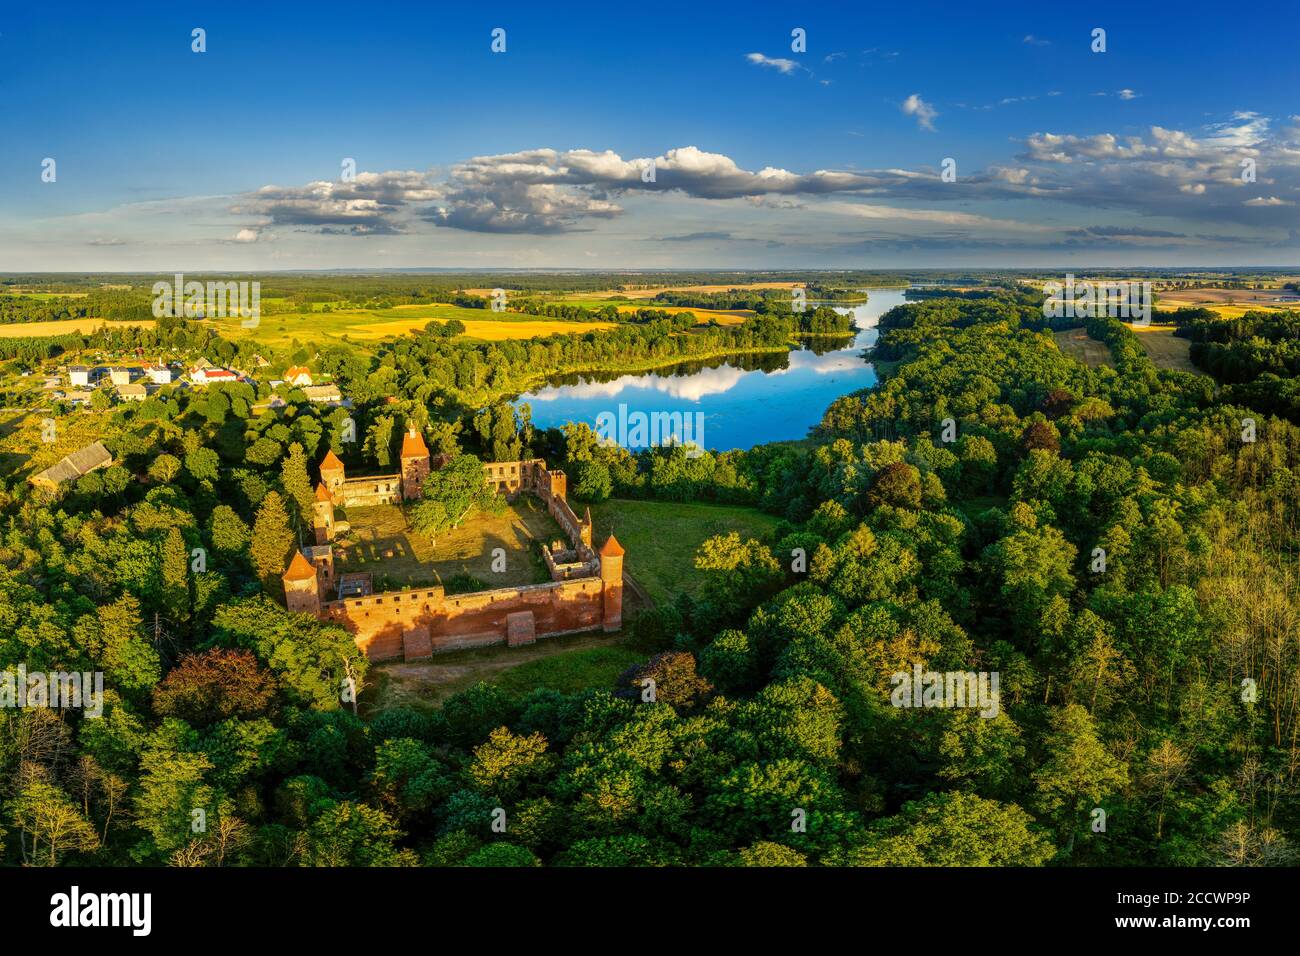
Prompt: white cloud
<box><xmin>901</xmin><ymin>93</ymin><xmax>938</xmax><ymax>131</ymax></box>
<box><xmin>745</xmin><ymin>53</ymin><xmax>802</xmax><ymax>75</ymax></box>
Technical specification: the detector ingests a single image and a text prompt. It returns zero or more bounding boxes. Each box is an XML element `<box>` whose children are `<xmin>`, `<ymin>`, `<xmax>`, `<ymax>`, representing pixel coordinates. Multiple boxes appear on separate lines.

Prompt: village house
<box><xmin>284</xmin><ymin>365</ymin><xmax>314</xmax><ymax>387</ymax></box>
<box><xmin>302</xmin><ymin>383</ymin><xmax>344</xmax><ymax>405</ymax></box>
<box><xmin>145</xmin><ymin>364</ymin><xmax>172</xmax><ymax>385</ymax></box>
<box><xmin>63</xmin><ymin>390</ymin><xmax>94</xmax><ymax>406</ymax></box>
<box><xmin>190</xmin><ymin>367</ymin><xmax>240</xmax><ymax>386</ymax></box>
<box><xmin>68</xmin><ymin>366</ymin><xmax>100</xmax><ymax>387</ymax></box>
<box><xmin>117</xmin><ymin>383</ymin><xmax>148</xmax><ymax>402</ymax></box>
<box><xmin>28</xmin><ymin>441</ymin><xmax>113</xmax><ymax>492</ymax></box>
<box><xmin>109</xmin><ymin>367</ymin><xmax>133</xmax><ymax>386</ymax></box>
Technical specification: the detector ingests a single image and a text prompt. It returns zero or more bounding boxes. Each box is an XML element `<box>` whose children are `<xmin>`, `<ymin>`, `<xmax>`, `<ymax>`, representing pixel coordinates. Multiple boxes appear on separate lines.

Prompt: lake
<box><xmin>514</xmin><ymin>287</ymin><xmax>906</xmax><ymax>452</ymax></box>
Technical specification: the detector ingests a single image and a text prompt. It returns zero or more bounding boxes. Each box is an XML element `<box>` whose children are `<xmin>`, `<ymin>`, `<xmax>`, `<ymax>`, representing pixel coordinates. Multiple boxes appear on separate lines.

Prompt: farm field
<box><xmin>1052</xmin><ymin>328</ymin><xmax>1114</xmax><ymax>368</ymax></box>
<box><xmin>545</xmin><ymin>298</ymin><xmax>753</xmax><ymax>324</ymax></box>
<box><xmin>336</xmin><ymin>495</ymin><xmax>560</xmax><ymax>591</ymax></box>
<box><xmin>460</xmin><ymin>281</ymin><xmax>803</xmax><ymax>299</ymax></box>
<box><xmin>1156</xmin><ymin>287</ymin><xmax>1300</xmax><ymax>317</ymax></box>
<box><xmin>206</xmin><ymin>299</ymin><xmax>746</xmax><ymax>349</ymax></box>
<box><xmin>207</xmin><ymin>303</ymin><xmax>615</xmax><ymax>347</ymax></box>
<box><xmin>587</xmin><ymin>497</ymin><xmax>781</xmax><ymax>603</ymax></box>
<box><xmin>1125</xmin><ymin>324</ymin><xmax>1199</xmax><ymax>373</ymax></box>
<box><xmin>366</xmin><ymin>317</ymin><xmax>615</xmax><ymax>341</ymax></box>
<box><xmin>0</xmin><ymin>290</ymin><xmax>90</xmax><ymax>300</ymax></box>
<box><xmin>0</xmin><ymin>318</ymin><xmax>155</xmax><ymax>337</ymax></box>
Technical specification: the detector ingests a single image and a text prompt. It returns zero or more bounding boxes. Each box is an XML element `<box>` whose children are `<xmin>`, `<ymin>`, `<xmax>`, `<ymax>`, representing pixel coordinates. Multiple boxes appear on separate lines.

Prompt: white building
<box><xmin>190</xmin><ymin>368</ymin><xmax>240</xmax><ymax>386</ymax></box>
<box><xmin>68</xmin><ymin>366</ymin><xmax>98</xmax><ymax>387</ymax></box>
<box><xmin>145</xmin><ymin>365</ymin><xmax>172</xmax><ymax>385</ymax></box>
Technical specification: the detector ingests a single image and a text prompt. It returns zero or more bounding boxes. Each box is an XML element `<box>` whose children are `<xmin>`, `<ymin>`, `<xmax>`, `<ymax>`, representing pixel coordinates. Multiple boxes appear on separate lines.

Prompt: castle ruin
<box><xmin>284</xmin><ymin>427</ymin><xmax>624</xmax><ymax>662</ymax></box>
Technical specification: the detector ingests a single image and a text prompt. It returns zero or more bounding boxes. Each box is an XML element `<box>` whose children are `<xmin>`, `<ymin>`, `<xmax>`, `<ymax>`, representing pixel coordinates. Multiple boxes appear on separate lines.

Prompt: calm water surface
<box><xmin>513</xmin><ymin>288</ymin><xmax>906</xmax><ymax>451</ymax></box>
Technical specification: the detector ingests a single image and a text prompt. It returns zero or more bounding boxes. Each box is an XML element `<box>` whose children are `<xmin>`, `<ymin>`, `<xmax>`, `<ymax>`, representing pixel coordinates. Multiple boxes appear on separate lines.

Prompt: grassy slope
<box><xmin>587</xmin><ymin>497</ymin><xmax>781</xmax><ymax>603</ymax></box>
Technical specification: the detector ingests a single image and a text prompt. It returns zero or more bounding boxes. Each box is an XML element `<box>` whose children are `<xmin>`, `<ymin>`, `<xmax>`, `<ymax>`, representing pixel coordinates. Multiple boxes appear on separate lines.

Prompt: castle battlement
<box><xmin>285</xmin><ymin>435</ymin><xmax>622</xmax><ymax>662</ymax></box>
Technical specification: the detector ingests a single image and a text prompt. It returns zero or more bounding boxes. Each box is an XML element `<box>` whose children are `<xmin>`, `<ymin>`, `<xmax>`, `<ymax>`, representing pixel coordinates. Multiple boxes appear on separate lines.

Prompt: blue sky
<box><xmin>2</xmin><ymin>0</ymin><xmax>1297</xmax><ymax>269</ymax></box>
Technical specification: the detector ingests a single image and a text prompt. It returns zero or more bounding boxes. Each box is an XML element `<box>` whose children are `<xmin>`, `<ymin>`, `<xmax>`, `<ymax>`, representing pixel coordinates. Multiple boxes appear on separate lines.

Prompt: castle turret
<box><xmin>320</xmin><ymin>449</ymin><xmax>346</xmax><ymax>494</ymax></box>
<box><xmin>283</xmin><ymin>551</ymin><xmax>321</xmax><ymax>616</ymax></box>
<box><xmin>312</xmin><ymin>482</ymin><xmax>335</xmax><ymax>545</ymax></box>
<box><xmin>598</xmin><ymin>534</ymin><xmax>624</xmax><ymax>632</ymax></box>
<box><xmin>400</xmin><ymin>426</ymin><xmax>430</xmax><ymax>500</ymax></box>
<box><xmin>549</xmin><ymin>468</ymin><xmax>567</xmax><ymax>502</ymax></box>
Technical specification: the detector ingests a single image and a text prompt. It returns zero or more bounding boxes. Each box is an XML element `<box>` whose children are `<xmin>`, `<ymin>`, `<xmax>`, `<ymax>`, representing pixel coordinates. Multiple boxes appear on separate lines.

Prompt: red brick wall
<box><xmin>324</xmin><ymin>577</ymin><xmax>609</xmax><ymax>661</ymax></box>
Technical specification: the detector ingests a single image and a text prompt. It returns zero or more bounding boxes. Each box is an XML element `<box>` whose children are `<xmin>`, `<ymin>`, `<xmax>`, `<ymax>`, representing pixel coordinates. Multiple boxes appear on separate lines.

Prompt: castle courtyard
<box><xmin>333</xmin><ymin>495</ymin><xmax>564</xmax><ymax>592</ymax></box>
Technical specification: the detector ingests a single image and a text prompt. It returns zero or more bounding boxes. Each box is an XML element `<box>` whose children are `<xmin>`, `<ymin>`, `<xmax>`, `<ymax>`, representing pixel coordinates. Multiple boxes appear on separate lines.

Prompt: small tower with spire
<box><xmin>283</xmin><ymin>551</ymin><xmax>321</xmax><ymax>616</ymax></box>
<box><xmin>319</xmin><ymin>449</ymin><xmax>345</xmax><ymax>494</ymax></box>
<box><xmin>599</xmin><ymin>534</ymin><xmax>624</xmax><ymax>632</ymax></box>
<box><xmin>312</xmin><ymin>482</ymin><xmax>335</xmax><ymax>544</ymax></box>
<box><xmin>399</xmin><ymin>426</ymin><xmax>431</xmax><ymax>500</ymax></box>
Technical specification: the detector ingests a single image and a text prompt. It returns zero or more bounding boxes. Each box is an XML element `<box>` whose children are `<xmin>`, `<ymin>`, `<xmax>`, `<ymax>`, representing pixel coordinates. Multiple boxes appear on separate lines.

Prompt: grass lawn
<box><xmin>336</xmin><ymin>495</ymin><xmax>561</xmax><ymax>590</ymax></box>
<box><xmin>361</xmin><ymin>631</ymin><xmax>647</xmax><ymax>712</ymax></box>
<box><xmin>586</xmin><ymin>497</ymin><xmax>782</xmax><ymax>603</ymax></box>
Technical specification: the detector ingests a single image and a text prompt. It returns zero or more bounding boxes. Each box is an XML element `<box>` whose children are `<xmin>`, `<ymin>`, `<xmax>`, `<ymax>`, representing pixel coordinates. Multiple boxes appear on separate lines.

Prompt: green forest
<box><xmin>2</xmin><ymin>287</ymin><xmax>1298</xmax><ymax>868</ymax></box>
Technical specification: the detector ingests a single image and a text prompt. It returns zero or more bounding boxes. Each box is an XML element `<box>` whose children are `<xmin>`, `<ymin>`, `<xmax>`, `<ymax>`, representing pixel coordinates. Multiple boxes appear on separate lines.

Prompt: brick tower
<box><xmin>599</xmin><ymin>534</ymin><xmax>624</xmax><ymax>632</ymax></box>
<box><xmin>283</xmin><ymin>551</ymin><xmax>321</xmax><ymax>615</ymax></box>
<box><xmin>400</xmin><ymin>426</ymin><xmax>430</xmax><ymax>500</ymax></box>
<box><xmin>312</xmin><ymin>482</ymin><xmax>334</xmax><ymax>544</ymax></box>
<box><xmin>320</xmin><ymin>449</ymin><xmax>345</xmax><ymax>495</ymax></box>
<box><xmin>548</xmin><ymin>468</ymin><xmax>567</xmax><ymax>501</ymax></box>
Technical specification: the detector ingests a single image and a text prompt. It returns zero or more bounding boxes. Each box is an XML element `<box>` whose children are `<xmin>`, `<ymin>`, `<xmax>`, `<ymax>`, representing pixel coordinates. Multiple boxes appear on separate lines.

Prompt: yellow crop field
<box><xmin>1156</xmin><ymin>288</ymin><xmax>1300</xmax><ymax>317</ymax></box>
<box><xmin>332</xmin><ymin>316</ymin><xmax>615</xmax><ymax>341</ymax></box>
<box><xmin>611</xmin><ymin>304</ymin><xmax>750</xmax><ymax>325</ymax></box>
<box><xmin>0</xmin><ymin>318</ymin><xmax>155</xmax><ymax>337</ymax></box>
<box><xmin>445</xmin><ymin>319</ymin><xmax>616</xmax><ymax>341</ymax></box>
